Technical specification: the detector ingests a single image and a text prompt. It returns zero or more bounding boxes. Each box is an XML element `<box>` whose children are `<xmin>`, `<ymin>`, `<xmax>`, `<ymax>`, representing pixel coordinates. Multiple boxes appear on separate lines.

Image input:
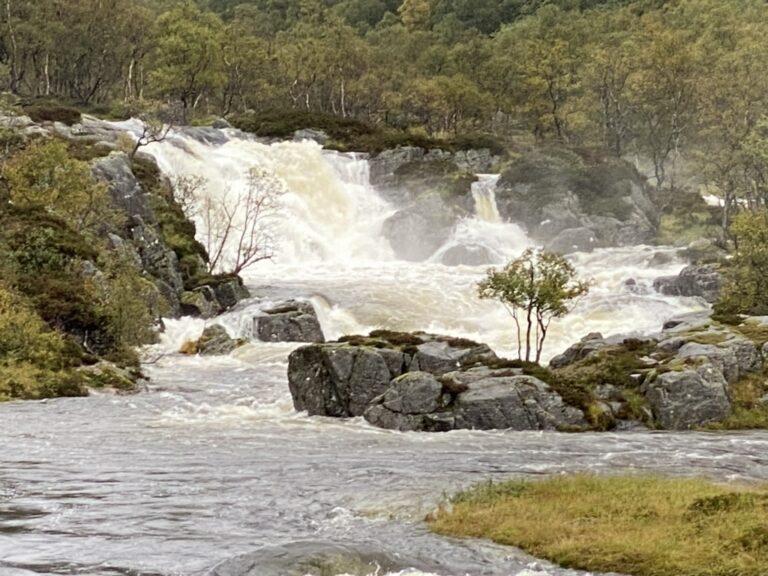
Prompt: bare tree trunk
<box><xmin>44</xmin><ymin>53</ymin><xmax>51</xmax><ymax>96</ymax></box>
<box><xmin>5</xmin><ymin>0</ymin><xmax>19</xmax><ymax>93</ymax></box>
<box><xmin>126</xmin><ymin>58</ymin><xmax>135</xmax><ymax>101</ymax></box>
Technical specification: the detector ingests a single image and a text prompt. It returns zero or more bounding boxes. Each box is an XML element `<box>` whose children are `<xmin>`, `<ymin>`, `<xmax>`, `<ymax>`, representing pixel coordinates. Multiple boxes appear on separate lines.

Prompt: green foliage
<box><xmin>478</xmin><ymin>248</ymin><xmax>590</xmax><ymax>362</ymax></box>
<box><xmin>149</xmin><ymin>2</ymin><xmax>226</xmax><ymax>121</ymax></box>
<box><xmin>715</xmin><ymin>210</ymin><xmax>768</xmax><ymax>315</ymax></box>
<box><xmin>3</xmin><ymin>139</ymin><xmax>122</xmax><ymax>234</ymax></box>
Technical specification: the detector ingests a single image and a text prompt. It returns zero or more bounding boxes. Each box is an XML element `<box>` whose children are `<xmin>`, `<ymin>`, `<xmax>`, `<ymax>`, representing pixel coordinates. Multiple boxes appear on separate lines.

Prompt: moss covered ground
<box><xmin>430</xmin><ymin>474</ymin><xmax>768</xmax><ymax>576</ymax></box>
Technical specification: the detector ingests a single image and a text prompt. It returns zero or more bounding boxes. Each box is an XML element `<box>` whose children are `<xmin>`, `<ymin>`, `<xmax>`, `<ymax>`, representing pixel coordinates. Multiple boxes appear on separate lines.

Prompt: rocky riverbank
<box><xmin>287</xmin><ymin>311</ymin><xmax>768</xmax><ymax>432</ymax></box>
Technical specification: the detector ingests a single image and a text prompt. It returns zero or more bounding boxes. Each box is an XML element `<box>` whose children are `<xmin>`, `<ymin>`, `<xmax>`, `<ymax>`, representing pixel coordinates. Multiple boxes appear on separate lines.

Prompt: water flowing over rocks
<box><xmin>253</xmin><ymin>300</ymin><xmax>325</xmax><ymax>343</ymax></box>
<box><xmin>184</xmin><ymin>324</ymin><xmax>247</xmax><ymax>356</ymax></box>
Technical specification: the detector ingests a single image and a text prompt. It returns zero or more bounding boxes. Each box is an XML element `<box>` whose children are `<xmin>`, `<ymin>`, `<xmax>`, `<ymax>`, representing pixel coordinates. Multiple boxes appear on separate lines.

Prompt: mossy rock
<box><xmin>78</xmin><ymin>362</ymin><xmax>139</xmax><ymax>393</ymax></box>
<box><xmin>23</xmin><ymin>104</ymin><xmax>82</xmax><ymax>126</ymax></box>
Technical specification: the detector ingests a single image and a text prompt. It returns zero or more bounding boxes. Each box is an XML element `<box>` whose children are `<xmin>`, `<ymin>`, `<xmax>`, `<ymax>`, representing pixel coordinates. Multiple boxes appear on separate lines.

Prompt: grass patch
<box><xmin>734</xmin><ymin>320</ymin><xmax>768</xmax><ymax>346</ymax></box>
<box><xmin>429</xmin><ymin>474</ymin><xmax>768</xmax><ymax>576</ymax></box>
<box><xmin>705</xmin><ymin>371</ymin><xmax>768</xmax><ymax>430</ymax></box>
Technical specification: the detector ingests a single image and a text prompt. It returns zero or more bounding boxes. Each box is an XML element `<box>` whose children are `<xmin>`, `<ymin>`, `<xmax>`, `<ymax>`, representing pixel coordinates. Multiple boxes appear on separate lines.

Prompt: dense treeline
<box><xmin>3</xmin><ymin>1</ymin><xmax>768</xmax><ymax>213</ymax></box>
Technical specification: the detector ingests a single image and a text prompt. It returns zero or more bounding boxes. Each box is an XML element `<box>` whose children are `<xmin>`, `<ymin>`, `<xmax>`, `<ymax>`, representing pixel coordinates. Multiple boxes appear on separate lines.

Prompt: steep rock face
<box><xmin>494</xmin><ymin>148</ymin><xmax>658</xmax><ymax>248</ymax></box>
<box><xmin>287</xmin><ymin>332</ymin><xmax>498</xmax><ymax>418</ymax></box>
<box><xmin>88</xmin><ymin>143</ymin><xmax>249</xmax><ymax>318</ymax></box>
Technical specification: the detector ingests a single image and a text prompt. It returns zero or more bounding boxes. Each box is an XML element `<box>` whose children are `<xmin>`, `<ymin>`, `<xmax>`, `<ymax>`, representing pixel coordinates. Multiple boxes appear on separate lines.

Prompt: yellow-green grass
<box><xmin>429</xmin><ymin>475</ymin><xmax>768</xmax><ymax>576</ymax></box>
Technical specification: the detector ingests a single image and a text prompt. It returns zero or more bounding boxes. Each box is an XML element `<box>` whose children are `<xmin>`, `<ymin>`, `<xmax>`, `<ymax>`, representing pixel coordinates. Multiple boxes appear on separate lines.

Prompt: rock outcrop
<box><xmin>550</xmin><ymin>312</ymin><xmax>766</xmax><ymax>430</ymax></box>
<box><xmin>254</xmin><ymin>300</ymin><xmax>325</xmax><ymax>343</ymax></box>
<box><xmin>288</xmin><ymin>331</ymin><xmax>585</xmax><ymax>431</ymax></box>
<box><xmin>494</xmin><ymin>147</ymin><xmax>658</xmax><ymax>249</ymax></box>
<box><xmin>653</xmin><ymin>264</ymin><xmax>723</xmax><ymax>303</ymax></box>
<box><xmin>364</xmin><ymin>368</ymin><xmax>586</xmax><ymax>432</ymax></box>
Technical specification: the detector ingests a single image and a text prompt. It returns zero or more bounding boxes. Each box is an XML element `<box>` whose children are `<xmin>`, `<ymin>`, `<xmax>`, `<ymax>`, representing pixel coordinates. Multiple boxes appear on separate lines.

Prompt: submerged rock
<box><xmin>185</xmin><ymin>324</ymin><xmax>247</xmax><ymax>356</ymax></box>
<box><xmin>255</xmin><ymin>300</ymin><xmax>324</xmax><ymax>343</ymax></box>
<box><xmin>545</xmin><ymin>226</ymin><xmax>597</xmax><ymax>255</ymax></box>
<box><xmin>209</xmin><ymin>541</ymin><xmax>441</xmax><ymax>576</ymax></box>
<box><xmin>439</xmin><ymin>244</ymin><xmax>495</xmax><ymax>266</ymax></box>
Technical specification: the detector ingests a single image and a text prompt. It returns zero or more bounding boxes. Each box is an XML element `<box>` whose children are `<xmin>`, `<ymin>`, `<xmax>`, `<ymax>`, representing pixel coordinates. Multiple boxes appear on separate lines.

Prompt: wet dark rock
<box><xmin>653</xmin><ymin>264</ymin><xmax>723</xmax><ymax>303</ymax></box>
<box><xmin>180</xmin><ymin>286</ymin><xmax>220</xmax><ymax>319</ymax></box>
<box><xmin>194</xmin><ymin>324</ymin><xmax>247</xmax><ymax>356</ymax></box>
<box><xmin>364</xmin><ymin>367</ymin><xmax>586</xmax><ymax>432</ymax></box>
<box><xmin>287</xmin><ymin>332</ymin><xmax>497</xmax><ymax>418</ymax></box>
<box><xmin>255</xmin><ymin>300</ymin><xmax>324</xmax><ymax>343</ymax></box>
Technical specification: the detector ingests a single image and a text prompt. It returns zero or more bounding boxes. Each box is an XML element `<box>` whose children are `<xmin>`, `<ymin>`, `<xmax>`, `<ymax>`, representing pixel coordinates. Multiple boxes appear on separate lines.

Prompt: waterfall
<box><xmin>114</xmin><ymin>121</ymin><xmax>394</xmax><ymax>267</ymax></box>
<box><xmin>471</xmin><ymin>174</ymin><xmax>501</xmax><ymax>223</ymax></box>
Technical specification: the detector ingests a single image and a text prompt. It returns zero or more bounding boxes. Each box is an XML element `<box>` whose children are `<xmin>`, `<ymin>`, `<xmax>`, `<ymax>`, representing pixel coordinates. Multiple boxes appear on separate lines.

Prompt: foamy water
<box><xmin>0</xmin><ymin>122</ymin><xmax>741</xmax><ymax>576</ymax></box>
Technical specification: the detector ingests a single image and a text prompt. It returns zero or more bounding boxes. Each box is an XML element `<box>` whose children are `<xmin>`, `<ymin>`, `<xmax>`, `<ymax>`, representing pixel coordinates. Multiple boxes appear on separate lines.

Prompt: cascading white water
<box><xmin>471</xmin><ymin>174</ymin><xmax>502</xmax><ymax>223</ymax></box>
<box><xmin>2</xmin><ymin>120</ymin><xmax>758</xmax><ymax>576</ymax></box>
<box><xmin>123</xmin><ymin>121</ymin><xmax>706</xmax><ymax>360</ymax></box>
<box><xmin>115</xmin><ymin>121</ymin><xmax>394</xmax><ymax>267</ymax></box>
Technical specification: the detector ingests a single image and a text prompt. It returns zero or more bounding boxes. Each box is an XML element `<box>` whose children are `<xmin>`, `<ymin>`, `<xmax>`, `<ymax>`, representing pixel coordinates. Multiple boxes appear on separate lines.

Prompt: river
<box><xmin>2</xmin><ymin>126</ymin><xmax>767</xmax><ymax>576</ymax></box>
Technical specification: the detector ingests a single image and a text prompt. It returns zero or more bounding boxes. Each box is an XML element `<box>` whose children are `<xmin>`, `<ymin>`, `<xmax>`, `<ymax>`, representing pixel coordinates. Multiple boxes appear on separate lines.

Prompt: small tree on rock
<box><xmin>478</xmin><ymin>248</ymin><xmax>590</xmax><ymax>363</ymax></box>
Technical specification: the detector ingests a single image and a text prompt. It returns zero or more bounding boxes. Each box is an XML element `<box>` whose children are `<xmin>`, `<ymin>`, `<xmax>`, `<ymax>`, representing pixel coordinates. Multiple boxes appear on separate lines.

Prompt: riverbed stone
<box><xmin>193</xmin><ymin>324</ymin><xmax>247</xmax><ymax>356</ymax></box>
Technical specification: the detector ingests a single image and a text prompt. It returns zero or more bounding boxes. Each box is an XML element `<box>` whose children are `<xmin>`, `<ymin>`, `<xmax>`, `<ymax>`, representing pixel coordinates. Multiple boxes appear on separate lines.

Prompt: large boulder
<box><xmin>92</xmin><ymin>152</ymin><xmax>155</xmax><ymax>221</ymax></box>
<box><xmin>439</xmin><ymin>244</ymin><xmax>496</xmax><ymax>266</ymax></box>
<box><xmin>364</xmin><ymin>367</ymin><xmax>586</xmax><ymax>432</ymax></box>
<box><xmin>495</xmin><ymin>147</ymin><xmax>658</xmax><ymax>247</ymax></box>
<box><xmin>254</xmin><ymin>300</ymin><xmax>324</xmax><ymax>343</ymax></box>
<box><xmin>287</xmin><ymin>331</ymin><xmax>497</xmax><ymax>418</ymax></box>
<box><xmin>643</xmin><ymin>362</ymin><xmax>731</xmax><ymax>429</ymax></box>
<box><xmin>288</xmin><ymin>344</ymin><xmax>400</xmax><ymax>417</ymax></box>
<box><xmin>653</xmin><ymin>264</ymin><xmax>723</xmax><ymax>303</ymax></box>
<box><xmin>545</xmin><ymin>227</ymin><xmax>598</xmax><ymax>255</ymax></box>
